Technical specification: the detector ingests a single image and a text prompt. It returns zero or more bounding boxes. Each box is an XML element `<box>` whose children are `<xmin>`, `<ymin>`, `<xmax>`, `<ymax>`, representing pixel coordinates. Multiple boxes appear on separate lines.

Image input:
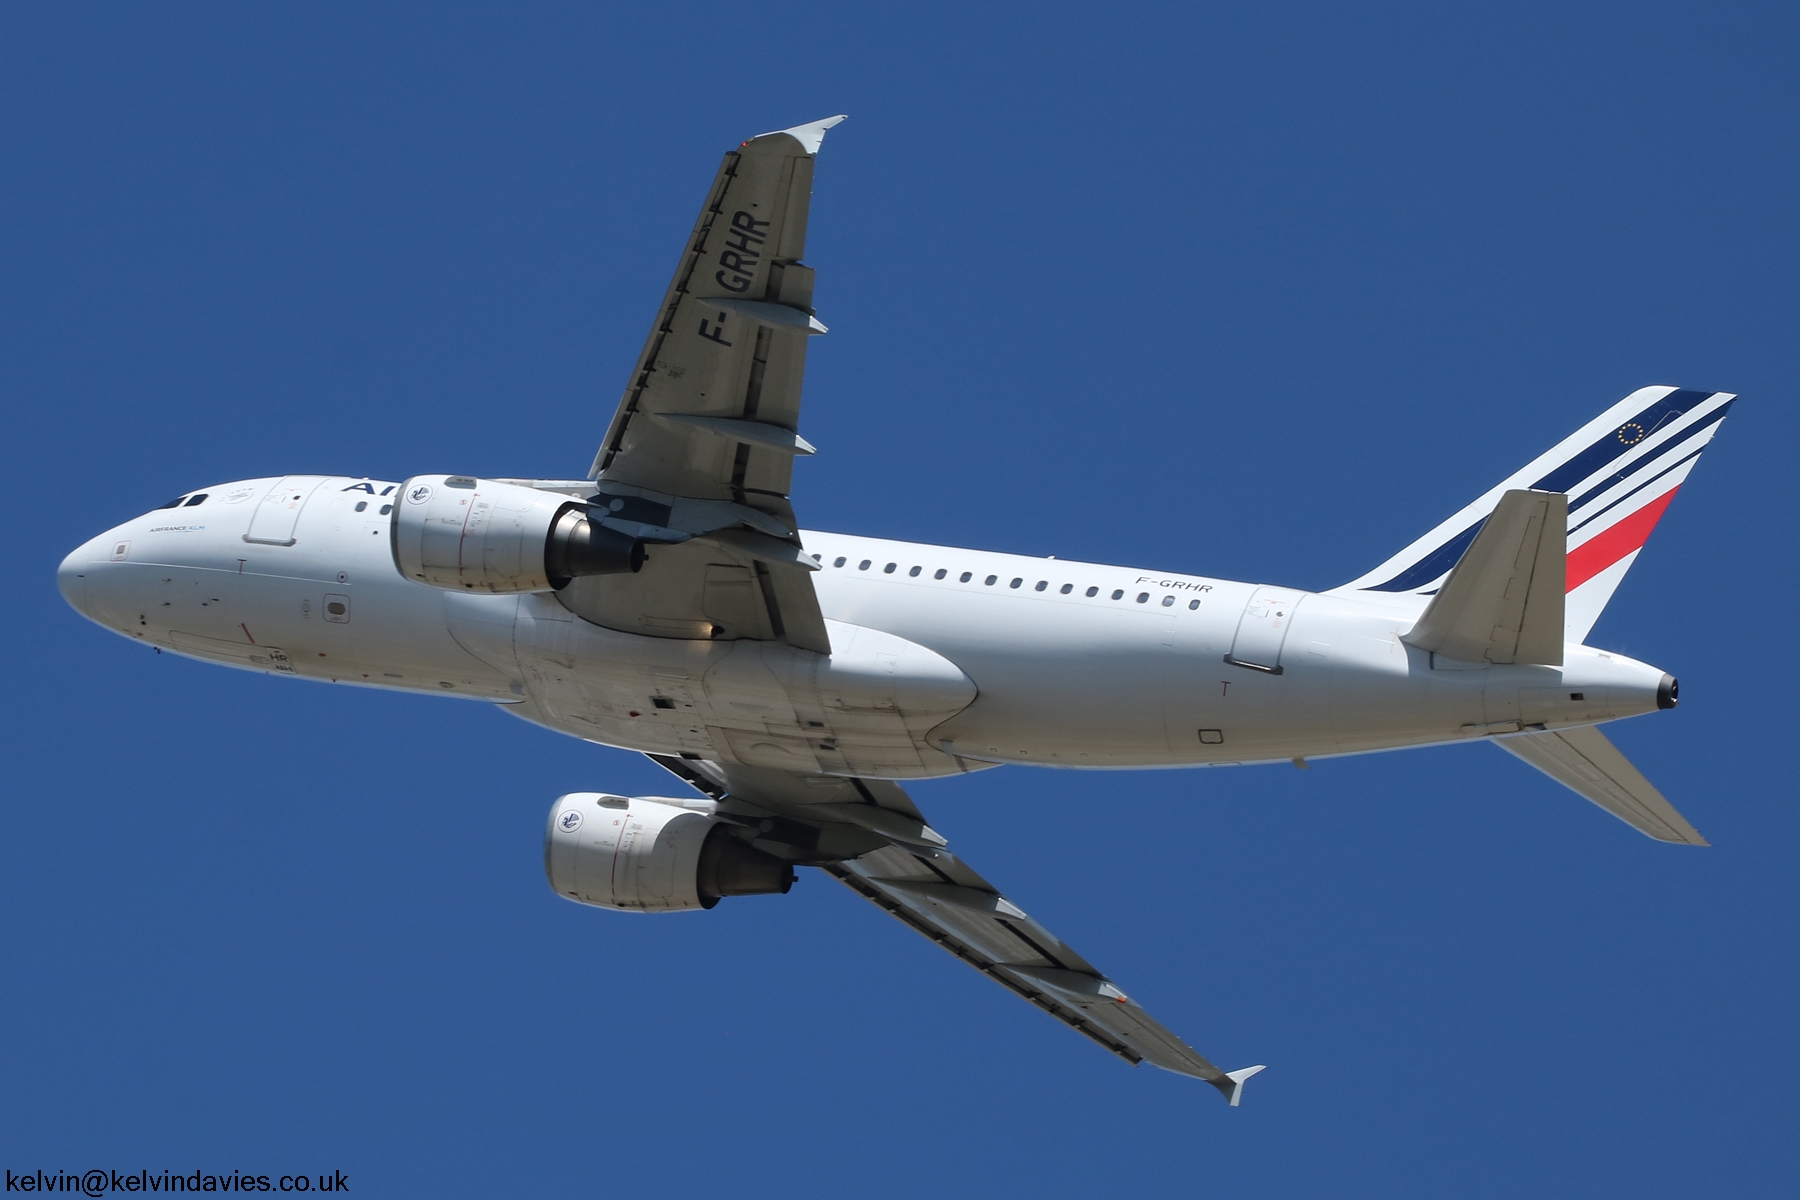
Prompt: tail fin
<box><xmin>1331</xmin><ymin>386</ymin><xmax>1737</xmax><ymax>642</ymax></box>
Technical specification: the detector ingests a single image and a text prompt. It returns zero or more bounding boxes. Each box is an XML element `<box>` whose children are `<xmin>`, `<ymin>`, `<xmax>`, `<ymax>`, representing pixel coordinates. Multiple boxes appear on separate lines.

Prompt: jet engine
<box><xmin>544</xmin><ymin>793</ymin><xmax>796</xmax><ymax>913</ymax></box>
<box><xmin>390</xmin><ymin>474</ymin><xmax>644</xmax><ymax>593</ymax></box>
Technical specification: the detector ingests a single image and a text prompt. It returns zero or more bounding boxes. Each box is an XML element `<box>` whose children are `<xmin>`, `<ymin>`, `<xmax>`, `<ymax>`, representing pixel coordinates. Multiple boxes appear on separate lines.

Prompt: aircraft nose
<box><xmin>57</xmin><ymin>536</ymin><xmax>111</xmax><ymax>620</ymax></box>
<box><xmin>57</xmin><ymin>543</ymin><xmax>91</xmax><ymax>617</ymax></box>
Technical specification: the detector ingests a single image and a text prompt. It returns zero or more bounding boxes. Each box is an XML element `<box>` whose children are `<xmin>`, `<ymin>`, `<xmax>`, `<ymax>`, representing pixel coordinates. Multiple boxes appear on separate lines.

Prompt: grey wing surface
<box><xmin>561</xmin><ymin>116</ymin><xmax>847</xmax><ymax>655</ymax></box>
<box><xmin>649</xmin><ymin>755</ymin><xmax>1267</xmax><ymax>1104</ymax></box>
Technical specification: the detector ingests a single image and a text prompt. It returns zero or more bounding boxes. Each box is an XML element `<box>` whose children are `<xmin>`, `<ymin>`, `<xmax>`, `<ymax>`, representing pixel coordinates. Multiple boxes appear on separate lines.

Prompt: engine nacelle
<box><xmin>391</xmin><ymin>474</ymin><xmax>644</xmax><ymax>594</ymax></box>
<box><xmin>544</xmin><ymin>793</ymin><xmax>796</xmax><ymax>913</ymax></box>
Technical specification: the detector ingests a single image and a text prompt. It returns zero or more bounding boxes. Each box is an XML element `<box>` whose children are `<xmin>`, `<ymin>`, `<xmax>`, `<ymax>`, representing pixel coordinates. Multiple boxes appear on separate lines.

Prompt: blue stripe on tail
<box><xmin>1362</xmin><ymin>389</ymin><xmax>1722</xmax><ymax>593</ymax></box>
<box><xmin>1528</xmin><ymin>389</ymin><xmax>1715</xmax><ymax>494</ymax></box>
<box><xmin>1365</xmin><ymin>519</ymin><xmax>1486</xmax><ymax>592</ymax></box>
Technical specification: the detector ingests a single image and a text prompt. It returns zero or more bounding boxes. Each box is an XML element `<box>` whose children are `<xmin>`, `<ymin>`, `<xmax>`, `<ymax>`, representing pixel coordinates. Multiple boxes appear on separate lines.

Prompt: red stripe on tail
<box><xmin>1565</xmin><ymin>487</ymin><xmax>1680</xmax><ymax>591</ymax></box>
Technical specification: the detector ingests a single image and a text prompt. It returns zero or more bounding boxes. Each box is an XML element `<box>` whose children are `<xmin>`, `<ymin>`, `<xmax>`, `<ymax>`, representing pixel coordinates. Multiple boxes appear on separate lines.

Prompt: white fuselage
<box><xmin>58</xmin><ymin>476</ymin><xmax>1672</xmax><ymax>778</ymax></box>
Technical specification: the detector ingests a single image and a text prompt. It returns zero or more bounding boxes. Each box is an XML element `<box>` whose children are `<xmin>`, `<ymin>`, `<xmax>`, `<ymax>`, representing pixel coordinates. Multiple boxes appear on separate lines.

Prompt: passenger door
<box><xmin>1225</xmin><ymin>586</ymin><xmax>1304</xmax><ymax>674</ymax></box>
<box><xmin>244</xmin><ymin>476</ymin><xmax>330</xmax><ymax>546</ymax></box>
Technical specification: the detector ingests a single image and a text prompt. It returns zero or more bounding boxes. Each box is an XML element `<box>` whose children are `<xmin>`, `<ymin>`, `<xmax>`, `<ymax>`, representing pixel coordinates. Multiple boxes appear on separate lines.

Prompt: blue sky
<box><xmin>4</xmin><ymin>3</ymin><xmax>1796</xmax><ymax>1195</ymax></box>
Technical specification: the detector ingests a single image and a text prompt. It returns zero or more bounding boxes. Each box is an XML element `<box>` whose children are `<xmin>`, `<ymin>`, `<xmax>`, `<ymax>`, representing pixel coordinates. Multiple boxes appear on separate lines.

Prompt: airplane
<box><xmin>56</xmin><ymin>115</ymin><xmax>1736</xmax><ymax>1106</ymax></box>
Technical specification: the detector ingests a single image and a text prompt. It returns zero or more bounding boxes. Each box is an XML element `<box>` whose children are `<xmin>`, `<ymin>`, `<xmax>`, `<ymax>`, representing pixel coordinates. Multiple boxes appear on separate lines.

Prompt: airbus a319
<box><xmin>58</xmin><ymin>116</ymin><xmax>1735</xmax><ymax>1105</ymax></box>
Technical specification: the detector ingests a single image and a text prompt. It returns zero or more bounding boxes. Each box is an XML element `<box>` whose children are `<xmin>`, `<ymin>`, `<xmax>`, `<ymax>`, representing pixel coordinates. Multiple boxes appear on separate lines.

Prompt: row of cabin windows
<box><xmin>352</xmin><ymin>501</ymin><xmax>393</xmax><ymax>514</ymax></box>
<box><xmin>825</xmin><ymin>555</ymin><xmax>1201</xmax><ymax>609</ymax></box>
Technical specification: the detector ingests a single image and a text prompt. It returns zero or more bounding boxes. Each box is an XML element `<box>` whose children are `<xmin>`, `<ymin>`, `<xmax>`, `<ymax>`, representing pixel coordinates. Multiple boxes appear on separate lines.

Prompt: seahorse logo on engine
<box><xmin>558</xmin><ymin>809</ymin><xmax>583</xmax><ymax>833</ymax></box>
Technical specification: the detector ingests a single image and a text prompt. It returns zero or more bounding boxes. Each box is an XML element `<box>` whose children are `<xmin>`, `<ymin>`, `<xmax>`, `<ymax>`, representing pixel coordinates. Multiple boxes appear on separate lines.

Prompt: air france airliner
<box><xmin>56</xmin><ymin>116</ymin><xmax>1735</xmax><ymax>1105</ymax></box>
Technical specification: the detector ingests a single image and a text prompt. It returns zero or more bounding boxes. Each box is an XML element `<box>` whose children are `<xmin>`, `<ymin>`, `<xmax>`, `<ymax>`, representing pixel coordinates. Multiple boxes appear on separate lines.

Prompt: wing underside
<box><xmin>648</xmin><ymin>755</ymin><xmax>1264</xmax><ymax>1103</ymax></box>
<box><xmin>558</xmin><ymin>117</ymin><xmax>849</xmax><ymax>655</ymax></box>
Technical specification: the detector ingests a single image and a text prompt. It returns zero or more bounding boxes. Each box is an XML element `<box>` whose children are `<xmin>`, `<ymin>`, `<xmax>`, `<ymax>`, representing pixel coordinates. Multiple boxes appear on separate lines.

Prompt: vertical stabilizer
<box><xmin>1331</xmin><ymin>387</ymin><xmax>1736</xmax><ymax>642</ymax></box>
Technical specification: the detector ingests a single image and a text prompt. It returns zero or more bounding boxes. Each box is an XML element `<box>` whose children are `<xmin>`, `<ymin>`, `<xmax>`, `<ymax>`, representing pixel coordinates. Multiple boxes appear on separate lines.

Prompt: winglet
<box><xmin>752</xmin><ymin>114</ymin><xmax>848</xmax><ymax>155</ymax></box>
<box><xmin>1218</xmin><ymin>1064</ymin><xmax>1268</xmax><ymax>1107</ymax></box>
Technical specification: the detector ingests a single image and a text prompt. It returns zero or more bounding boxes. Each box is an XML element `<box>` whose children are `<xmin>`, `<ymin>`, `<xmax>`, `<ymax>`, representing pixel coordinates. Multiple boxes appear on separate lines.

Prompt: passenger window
<box><xmin>1086</xmin><ymin>586</ymin><xmax>1098</xmax><ymax>597</ymax></box>
<box><xmin>1009</xmin><ymin>577</ymin><xmax>1023</xmax><ymax>589</ymax></box>
<box><xmin>833</xmin><ymin>557</ymin><xmax>846</xmax><ymax>567</ymax></box>
<box><xmin>1035</xmin><ymin>580</ymin><xmax>1048</xmax><ymax>591</ymax></box>
<box><xmin>884</xmin><ymin>563</ymin><xmax>896</xmax><ymax>573</ymax></box>
<box><xmin>959</xmin><ymin>572</ymin><xmax>972</xmax><ymax>582</ymax></box>
<box><xmin>906</xmin><ymin>565</ymin><xmax>919</xmax><ymax>576</ymax></box>
<box><xmin>1162</xmin><ymin>595</ymin><xmax>1175</xmax><ymax>606</ymax></box>
<box><xmin>1111</xmin><ymin>589</ymin><xmax>1123</xmax><ymax>600</ymax></box>
<box><xmin>184</xmin><ymin>494</ymin><xmax>208</xmax><ymax>507</ymax></box>
<box><xmin>379</xmin><ymin>504</ymin><xmax>392</xmax><ymax>515</ymax></box>
<box><xmin>984</xmin><ymin>575</ymin><xmax>997</xmax><ymax>586</ymax></box>
<box><xmin>934</xmin><ymin>569</ymin><xmax>947</xmax><ymax>580</ymax></box>
<box><xmin>1189</xmin><ymin>599</ymin><xmax>1200</xmax><ymax>610</ymax></box>
<box><xmin>1060</xmin><ymin>583</ymin><xmax>1072</xmax><ymax>594</ymax></box>
<box><xmin>859</xmin><ymin>560</ymin><xmax>871</xmax><ymax>570</ymax></box>
<box><xmin>355</xmin><ymin>501</ymin><xmax>368</xmax><ymax>512</ymax></box>
<box><xmin>1137</xmin><ymin>592</ymin><xmax>1149</xmax><ymax>603</ymax></box>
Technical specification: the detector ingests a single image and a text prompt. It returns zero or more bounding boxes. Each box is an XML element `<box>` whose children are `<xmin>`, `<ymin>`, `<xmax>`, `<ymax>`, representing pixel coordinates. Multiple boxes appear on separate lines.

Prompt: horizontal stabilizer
<box><xmin>1498</xmin><ymin>725</ymin><xmax>1707</xmax><ymax>845</ymax></box>
<box><xmin>1404</xmin><ymin>489</ymin><xmax>1566</xmax><ymax>665</ymax></box>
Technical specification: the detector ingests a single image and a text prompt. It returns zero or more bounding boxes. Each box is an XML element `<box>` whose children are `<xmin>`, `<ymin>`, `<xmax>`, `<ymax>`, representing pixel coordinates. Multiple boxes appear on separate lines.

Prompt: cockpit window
<box><xmin>183</xmin><ymin>494</ymin><xmax>208</xmax><ymax>507</ymax></box>
<box><xmin>155</xmin><ymin>496</ymin><xmax>188</xmax><ymax>509</ymax></box>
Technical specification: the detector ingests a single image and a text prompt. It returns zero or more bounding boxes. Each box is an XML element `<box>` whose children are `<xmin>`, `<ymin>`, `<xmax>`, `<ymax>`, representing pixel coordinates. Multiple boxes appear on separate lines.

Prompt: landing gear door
<box><xmin>1225</xmin><ymin>586</ymin><xmax>1304</xmax><ymax>675</ymax></box>
<box><xmin>244</xmin><ymin>476</ymin><xmax>331</xmax><ymax>547</ymax></box>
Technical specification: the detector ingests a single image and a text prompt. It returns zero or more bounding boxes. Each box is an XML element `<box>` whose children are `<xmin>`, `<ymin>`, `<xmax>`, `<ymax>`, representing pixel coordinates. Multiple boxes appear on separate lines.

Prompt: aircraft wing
<box><xmin>649</xmin><ymin>755</ymin><xmax>1267</xmax><ymax>1104</ymax></box>
<box><xmin>565</xmin><ymin>117</ymin><xmax>847</xmax><ymax>655</ymax></box>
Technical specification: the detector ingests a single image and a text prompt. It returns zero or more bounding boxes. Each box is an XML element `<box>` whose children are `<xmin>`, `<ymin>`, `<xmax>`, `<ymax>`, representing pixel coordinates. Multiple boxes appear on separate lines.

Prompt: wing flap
<box><xmin>1498</xmin><ymin>724</ymin><xmax>1707</xmax><ymax>845</ymax></box>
